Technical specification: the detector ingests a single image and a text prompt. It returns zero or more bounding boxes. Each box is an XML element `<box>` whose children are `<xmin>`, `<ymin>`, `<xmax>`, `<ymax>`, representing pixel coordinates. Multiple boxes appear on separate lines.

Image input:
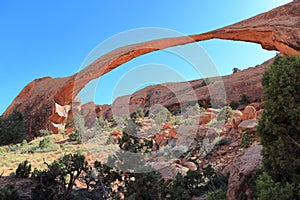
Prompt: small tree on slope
<box><xmin>257</xmin><ymin>55</ymin><xmax>300</xmax><ymax>184</ymax></box>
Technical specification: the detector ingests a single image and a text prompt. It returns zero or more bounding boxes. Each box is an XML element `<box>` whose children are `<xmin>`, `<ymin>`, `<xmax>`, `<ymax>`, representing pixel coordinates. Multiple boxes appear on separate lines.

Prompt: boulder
<box><xmin>242</xmin><ymin>106</ymin><xmax>257</xmax><ymax>121</ymax></box>
<box><xmin>226</xmin><ymin>145</ymin><xmax>263</xmax><ymax>200</ymax></box>
<box><xmin>231</xmin><ymin>110</ymin><xmax>243</xmax><ymax>129</ymax></box>
<box><xmin>256</xmin><ymin>109</ymin><xmax>264</xmax><ymax>120</ymax></box>
<box><xmin>238</xmin><ymin>119</ymin><xmax>258</xmax><ymax>133</ymax></box>
<box><xmin>192</xmin><ymin>112</ymin><xmax>217</xmax><ymax>125</ymax></box>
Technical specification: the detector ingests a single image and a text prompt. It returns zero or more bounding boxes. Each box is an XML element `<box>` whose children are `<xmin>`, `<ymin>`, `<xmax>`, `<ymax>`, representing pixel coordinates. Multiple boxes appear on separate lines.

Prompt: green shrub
<box><xmin>0</xmin><ymin>111</ymin><xmax>25</xmax><ymax>146</ymax></box>
<box><xmin>182</xmin><ymin>103</ymin><xmax>205</xmax><ymax>118</ymax></box>
<box><xmin>213</xmin><ymin>136</ymin><xmax>230</xmax><ymax>146</ymax></box>
<box><xmin>39</xmin><ymin>137</ymin><xmax>51</xmax><ymax>149</ymax></box>
<box><xmin>39</xmin><ymin>129</ymin><xmax>53</xmax><ymax>136</ymax></box>
<box><xmin>150</xmin><ymin>106</ymin><xmax>172</xmax><ymax>124</ymax></box>
<box><xmin>20</xmin><ymin>139</ymin><xmax>27</xmax><ymax>147</ymax></box>
<box><xmin>229</xmin><ymin>100</ymin><xmax>239</xmax><ymax>110</ymax></box>
<box><xmin>147</xmin><ymin>125</ymin><xmax>160</xmax><ymax>134</ymax></box>
<box><xmin>207</xmin><ymin>188</ymin><xmax>227</xmax><ymax>200</ymax></box>
<box><xmin>31</xmin><ymin>153</ymin><xmax>87</xmax><ymax>200</ymax></box>
<box><xmin>0</xmin><ymin>184</ymin><xmax>20</xmax><ymax>200</ymax></box>
<box><xmin>239</xmin><ymin>93</ymin><xmax>250</xmax><ymax>105</ymax></box>
<box><xmin>255</xmin><ymin>172</ymin><xmax>299</xmax><ymax>200</ymax></box>
<box><xmin>178</xmin><ymin>117</ymin><xmax>196</xmax><ymax>126</ymax></box>
<box><xmin>16</xmin><ymin>160</ymin><xmax>31</xmax><ymax>178</ymax></box>
<box><xmin>98</xmin><ymin>116</ymin><xmax>109</xmax><ymax>128</ymax></box>
<box><xmin>240</xmin><ymin>132</ymin><xmax>252</xmax><ymax>148</ymax></box>
<box><xmin>217</xmin><ymin>106</ymin><xmax>233</xmax><ymax>122</ymax></box>
<box><xmin>69</xmin><ymin>131</ymin><xmax>82</xmax><ymax>144</ymax></box>
<box><xmin>73</xmin><ymin>114</ymin><xmax>87</xmax><ymax>133</ymax></box>
<box><xmin>137</xmin><ymin>107</ymin><xmax>145</xmax><ymax>118</ymax></box>
<box><xmin>113</xmin><ymin>114</ymin><xmax>129</xmax><ymax>128</ymax></box>
<box><xmin>257</xmin><ymin>55</ymin><xmax>300</xmax><ymax>183</ymax></box>
<box><xmin>37</xmin><ymin>137</ymin><xmax>58</xmax><ymax>152</ymax></box>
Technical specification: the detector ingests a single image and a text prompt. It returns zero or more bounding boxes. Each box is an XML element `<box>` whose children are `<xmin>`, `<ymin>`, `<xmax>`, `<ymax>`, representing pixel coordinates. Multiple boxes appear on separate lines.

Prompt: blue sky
<box><xmin>0</xmin><ymin>0</ymin><xmax>292</xmax><ymax>114</ymax></box>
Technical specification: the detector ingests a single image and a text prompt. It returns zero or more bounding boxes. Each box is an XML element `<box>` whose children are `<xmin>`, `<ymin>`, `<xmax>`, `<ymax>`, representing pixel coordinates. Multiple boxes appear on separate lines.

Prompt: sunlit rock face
<box><xmin>3</xmin><ymin>1</ymin><xmax>300</xmax><ymax>139</ymax></box>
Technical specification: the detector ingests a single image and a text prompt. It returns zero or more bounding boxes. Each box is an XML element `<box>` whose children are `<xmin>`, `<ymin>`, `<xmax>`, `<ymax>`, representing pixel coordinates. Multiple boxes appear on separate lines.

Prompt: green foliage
<box><xmin>69</xmin><ymin>130</ymin><xmax>82</xmax><ymax>144</ymax></box>
<box><xmin>150</xmin><ymin>106</ymin><xmax>172</xmax><ymax>125</ymax></box>
<box><xmin>0</xmin><ymin>111</ymin><xmax>25</xmax><ymax>146</ymax></box>
<box><xmin>178</xmin><ymin>117</ymin><xmax>196</xmax><ymax>126</ymax></box>
<box><xmin>147</xmin><ymin>125</ymin><xmax>160</xmax><ymax>134</ymax></box>
<box><xmin>169</xmin><ymin>165</ymin><xmax>229</xmax><ymax>197</ymax></box>
<box><xmin>217</xmin><ymin>106</ymin><xmax>233</xmax><ymax>122</ymax></box>
<box><xmin>80</xmin><ymin>160</ymin><xmax>121</xmax><ymax>199</ymax></box>
<box><xmin>113</xmin><ymin>114</ymin><xmax>129</xmax><ymax>128</ymax></box>
<box><xmin>117</xmin><ymin>118</ymin><xmax>155</xmax><ymax>153</ymax></box>
<box><xmin>240</xmin><ymin>131</ymin><xmax>252</xmax><ymax>148</ymax></box>
<box><xmin>257</xmin><ymin>55</ymin><xmax>300</xmax><ymax>183</ymax></box>
<box><xmin>239</xmin><ymin>93</ymin><xmax>250</xmax><ymax>105</ymax></box>
<box><xmin>98</xmin><ymin>116</ymin><xmax>109</xmax><ymax>129</ymax></box>
<box><xmin>124</xmin><ymin>171</ymin><xmax>168</xmax><ymax>200</ymax></box>
<box><xmin>182</xmin><ymin>103</ymin><xmax>205</xmax><ymax>118</ymax></box>
<box><xmin>201</xmin><ymin>78</ymin><xmax>216</xmax><ymax>87</ymax></box>
<box><xmin>16</xmin><ymin>160</ymin><xmax>31</xmax><ymax>178</ymax></box>
<box><xmin>137</xmin><ymin>107</ymin><xmax>145</xmax><ymax>118</ymax></box>
<box><xmin>229</xmin><ymin>100</ymin><xmax>239</xmax><ymax>110</ymax></box>
<box><xmin>0</xmin><ymin>184</ymin><xmax>20</xmax><ymax>200</ymax></box>
<box><xmin>255</xmin><ymin>172</ymin><xmax>300</xmax><ymax>200</ymax></box>
<box><xmin>38</xmin><ymin>137</ymin><xmax>53</xmax><ymax>150</ymax></box>
<box><xmin>73</xmin><ymin>114</ymin><xmax>87</xmax><ymax>133</ymax></box>
<box><xmin>31</xmin><ymin>153</ymin><xmax>87</xmax><ymax>200</ymax></box>
<box><xmin>207</xmin><ymin>188</ymin><xmax>227</xmax><ymax>200</ymax></box>
<box><xmin>39</xmin><ymin>129</ymin><xmax>53</xmax><ymax>136</ymax></box>
<box><xmin>213</xmin><ymin>136</ymin><xmax>230</xmax><ymax>146</ymax></box>
<box><xmin>232</xmin><ymin>67</ymin><xmax>241</xmax><ymax>74</ymax></box>
<box><xmin>20</xmin><ymin>139</ymin><xmax>27</xmax><ymax>147</ymax></box>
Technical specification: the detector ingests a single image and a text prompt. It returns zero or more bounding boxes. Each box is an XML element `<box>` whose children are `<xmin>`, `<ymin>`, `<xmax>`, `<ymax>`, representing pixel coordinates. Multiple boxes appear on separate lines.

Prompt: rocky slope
<box><xmin>3</xmin><ymin>1</ymin><xmax>300</xmax><ymax>138</ymax></box>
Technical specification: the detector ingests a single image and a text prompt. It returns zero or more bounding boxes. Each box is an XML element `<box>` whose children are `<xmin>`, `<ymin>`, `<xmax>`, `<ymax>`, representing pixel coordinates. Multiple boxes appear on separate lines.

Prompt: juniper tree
<box><xmin>257</xmin><ymin>55</ymin><xmax>300</xmax><ymax>183</ymax></box>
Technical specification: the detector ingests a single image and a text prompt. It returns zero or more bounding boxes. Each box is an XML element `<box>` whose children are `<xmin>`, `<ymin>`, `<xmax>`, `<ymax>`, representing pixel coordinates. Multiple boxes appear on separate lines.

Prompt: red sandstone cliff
<box><xmin>3</xmin><ymin>1</ymin><xmax>300</xmax><ymax>138</ymax></box>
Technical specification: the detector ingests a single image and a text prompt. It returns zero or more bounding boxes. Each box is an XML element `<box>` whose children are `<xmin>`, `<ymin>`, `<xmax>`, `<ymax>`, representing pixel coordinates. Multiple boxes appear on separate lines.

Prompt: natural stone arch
<box><xmin>3</xmin><ymin>1</ymin><xmax>300</xmax><ymax>138</ymax></box>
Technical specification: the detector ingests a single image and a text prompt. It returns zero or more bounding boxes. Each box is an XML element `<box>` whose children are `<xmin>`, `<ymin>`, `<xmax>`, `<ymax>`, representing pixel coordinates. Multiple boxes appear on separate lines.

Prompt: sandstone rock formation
<box><xmin>3</xmin><ymin>1</ymin><xmax>300</xmax><ymax>138</ymax></box>
<box><xmin>226</xmin><ymin>145</ymin><xmax>263</xmax><ymax>200</ymax></box>
<box><xmin>238</xmin><ymin>119</ymin><xmax>258</xmax><ymax>133</ymax></box>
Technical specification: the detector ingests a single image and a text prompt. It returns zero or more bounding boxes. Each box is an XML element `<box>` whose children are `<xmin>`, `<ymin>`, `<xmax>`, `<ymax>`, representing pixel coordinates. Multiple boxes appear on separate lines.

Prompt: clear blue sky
<box><xmin>0</xmin><ymin>0</ymin><xmax>292</xmax><ymax>114</ymax></box>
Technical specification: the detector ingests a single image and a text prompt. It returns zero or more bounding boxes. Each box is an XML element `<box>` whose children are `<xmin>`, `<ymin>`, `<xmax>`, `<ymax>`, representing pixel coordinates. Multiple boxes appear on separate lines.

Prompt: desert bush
<box><xmin>150</xmin><ymin>106</ymin><xmax>172</xmax><ymax>125</ymax></box>
<box><xmin>217</xmin><ymin>106</ymin><xmax>233</xmax><ymax>122</ymax></box>
<box><xmin>232</xmin><ymin>67</ymin><xmax>241</xmax><ymax>74</ymax></box>
<box><xmin>178</xmin><ymin>117</ymin><xmax>196</xmax><ymax>126</ymax></box>
<box><xmin>16</xmin><ymin>160</ymin><xmax>31</xmax><ymax>178</ymax></box>
<box><xmin>137</xmin><ymin>107</ymin><xmax>145</xmax><ymax>118</ymax></box>
<box><xmin>39</xmin><ymin>129</ymin><xmax>53</xmax><ymax>136</ymax></box>
<box><xmin>229</xmin><ymin>100</ymin><xmax>239</xmax><ymax>110</ymax></box>
<box><xmin>69</xmin><ymin>130</ymin><xmax>82</xmax><ymax>144</ymax></box>
<box><xmin>98</xmin><ymin>116</ymin><xmax>109</xmax><ymax>128</ymax></box>
<box><xmin>207</xmin><ymin>188</ymin><xmax>227</xmax><ymax>200</ymax></box>
<box><xmin>38</xmin><ymin>137</ymin><xmax>51</xmax><ymax>149</ymax></box>
<box><xmin>182</xmin><ymin>103</ymin><xmax>205</xmax><ymax>118</ymax></box>
<box><xmin>31</xmin><ymin>152</ymin><xmax>87</xmax><ymax>200</ymax></box>
<box><xmin>240</xmin><ymin>131</ymin><xmax>252</xmax><ymax>148</ymax></box>
<box><xmin>113</xmin><ymin>114</ymin><xmax>129</xmax><ymax>128</ymax></box>
<box><xmin>0</xmin><ymin>111</ymin><xmax>25</xmax><ymax>146</ymax></box>
<box><xmin>255</xmin><ymin>172</ymin><xmax>299</xmax><ymax>200</ymax></box>
<box><xmin>147</xmin><ymin>125</ymin><xmax>160</xmax><ymax>134</ymax></box>
<box><xmin>170</xmin><ymin>165</ymin><xmax>229</xmax><ymax>197</ymax></box>
<box><xmin>37</xmin><ymin>137</ymin><xmax>59</xmax><ymax>152</ymax></box>
<box><xmin>239</xmin><ymin>93</ymin><xmax>250</xmax><ymax>105</ymax></box>
<box><xmin>257</xmin><ymin>55</ymin><xmax>300</xmax><ymax>184</ymax></box>
<box><xmin>0</xmin><ymin>184</ymin><xmax>20</xmax><ymax>200</ymax></box>
<box><xmin>213</xmin><ymin>136</ymin><xmax>230</xmax><ymax>146</ymax></box>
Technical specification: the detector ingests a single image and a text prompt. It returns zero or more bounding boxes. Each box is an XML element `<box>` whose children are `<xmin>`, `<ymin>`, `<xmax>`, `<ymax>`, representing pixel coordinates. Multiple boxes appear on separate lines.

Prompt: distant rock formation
<box><xmin>3</xmin><ymin>1</ymin><xmax>300</xmax><ymax>138</ymax></box>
